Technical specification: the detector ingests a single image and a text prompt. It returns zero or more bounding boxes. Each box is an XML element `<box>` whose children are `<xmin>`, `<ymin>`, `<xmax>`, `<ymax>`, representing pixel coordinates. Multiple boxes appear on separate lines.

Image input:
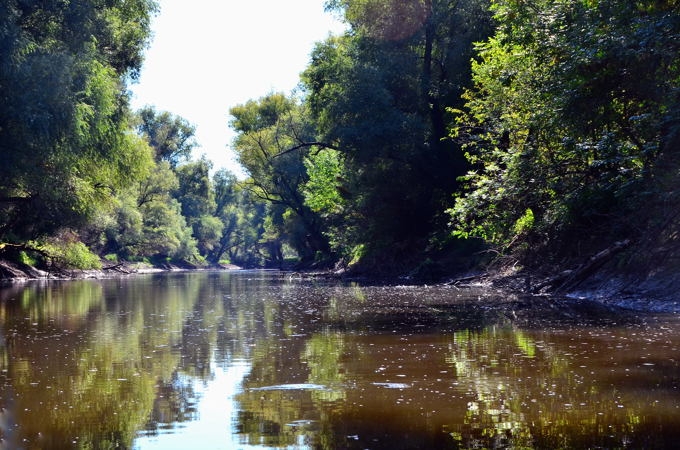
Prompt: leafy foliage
<box><xmin>303</xmin><ymin>149</ymin><xmax>346</xmax><ymax>215</ymax></box>
<box><xmin>137</xmin><ymin>106</ymin><xmax>197</xmax><ymax>168</ymax></box>
<box><xmin>450</xmin><ymin>0</ymin><xmax>680</xmax><ymax>261</ymax></box>
<box><xmin>230</xmin><ymin>93</ymin><xmax>331</xmax><ymax>264</ymax></box>
<box><xmin>38</xmin><ymin>232</ymin><xmax>103</xmax><ymax>270</ymax></box>
<box><xmin>87</xmin><ymin>161</ymin><xmax>199</xmax><ymax>263</ymax></box>
<box><xmin>0</xmin><ymin>0</ymin><xmax>157</xmax><ymax>246</ymax></box>
<box><xmin>5</xmin><ymin>0</ymin><xmax>679</xmax><ymax>278</ymax></box>
<box><xmin>302</xmin><ymin>0</ymin><xmax>493</xmax><ymax>265</ymax></box>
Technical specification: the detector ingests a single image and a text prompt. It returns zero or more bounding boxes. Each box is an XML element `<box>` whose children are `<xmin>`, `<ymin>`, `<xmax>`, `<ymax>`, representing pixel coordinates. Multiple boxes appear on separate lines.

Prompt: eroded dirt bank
<box><xmin>0</xmin><ymin>259</ymin><xmax>241</xmax><ymax>282</ymax></box>
<box><xmin>2</xmin><ymin>255</ymin><xmax>679</xmax><ymax>314</ymax></box>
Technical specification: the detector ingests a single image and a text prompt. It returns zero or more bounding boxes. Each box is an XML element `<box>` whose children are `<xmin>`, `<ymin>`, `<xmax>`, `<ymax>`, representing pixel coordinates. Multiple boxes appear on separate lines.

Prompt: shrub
<box><xmin>39</xmin><ymin>235</ymin><xmax>103</xmax><ymax>270</ymax></box>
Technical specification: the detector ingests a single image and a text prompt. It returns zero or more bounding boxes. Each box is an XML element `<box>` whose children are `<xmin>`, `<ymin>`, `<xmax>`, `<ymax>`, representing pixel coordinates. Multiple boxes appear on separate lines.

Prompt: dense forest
<box><xmin>1</xmin><ymin>0</ymin><xmax>679</xmax><ymax>287</ymax></box>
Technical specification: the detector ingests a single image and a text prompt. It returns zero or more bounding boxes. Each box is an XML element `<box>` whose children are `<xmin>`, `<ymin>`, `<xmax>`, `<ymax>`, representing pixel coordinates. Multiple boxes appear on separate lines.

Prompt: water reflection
<box><xmin>0</xmin><ymin>272</ymin><xmax>677</xmax><ymax>449</ymax></box>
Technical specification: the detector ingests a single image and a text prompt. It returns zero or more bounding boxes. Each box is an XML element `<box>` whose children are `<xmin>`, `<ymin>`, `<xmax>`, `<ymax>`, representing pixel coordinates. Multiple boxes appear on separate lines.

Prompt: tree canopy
<box><xmin>3</xmin><ymin>0</ymin><xmax>679</xmax><ymax>280</ymax></box>
<box><xmin>450</xmin><ymin>0</ymin><xmax>680</xmax><ymax>264</ymax></box>
<box><xmin>0</xmin><ymin>0</ymin><xmax>157</xmax><ymax>243</ymax></box>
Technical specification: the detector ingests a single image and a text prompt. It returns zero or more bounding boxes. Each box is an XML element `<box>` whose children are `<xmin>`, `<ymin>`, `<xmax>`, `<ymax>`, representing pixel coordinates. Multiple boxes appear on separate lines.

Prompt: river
<box><xmin>0</xmin><ymin>270</ymin><xmax>678</xmax><ymax>449</ymax></box>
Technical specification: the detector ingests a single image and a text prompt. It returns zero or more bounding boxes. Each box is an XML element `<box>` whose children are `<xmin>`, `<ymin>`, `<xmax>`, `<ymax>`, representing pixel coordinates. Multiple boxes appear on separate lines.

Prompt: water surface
<box><xmin>0</xmin><ymin>271</ymin><xmax>678</xmax><ymax>449</ymax></box>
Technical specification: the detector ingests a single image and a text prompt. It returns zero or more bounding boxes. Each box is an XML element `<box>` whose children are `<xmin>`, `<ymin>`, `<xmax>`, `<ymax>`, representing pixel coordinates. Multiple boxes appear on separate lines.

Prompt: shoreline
<box><xmin>0</xmin><ymin>259</ymin><xmax>242</xmax><ymax>283</ymax></box>
<box><xmin>2</xmin><ymin>258</ymin><xmax>679</xmax><ymax>314</ymax></box>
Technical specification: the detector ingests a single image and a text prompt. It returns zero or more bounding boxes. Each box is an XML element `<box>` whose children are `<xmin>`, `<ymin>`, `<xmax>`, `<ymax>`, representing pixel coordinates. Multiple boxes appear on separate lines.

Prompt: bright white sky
<box><xmin>129</xmin><ymin>0</ymin><xmax>346</xmax><ymax>177</ymax></box>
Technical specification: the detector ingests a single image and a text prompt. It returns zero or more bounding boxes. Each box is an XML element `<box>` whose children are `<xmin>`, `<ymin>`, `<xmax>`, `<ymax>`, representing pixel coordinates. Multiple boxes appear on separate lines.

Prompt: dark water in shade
<box><xmin>0</xmin><ymin>271</ymin><xmax>678</xmax><ymax>449</ymax></box>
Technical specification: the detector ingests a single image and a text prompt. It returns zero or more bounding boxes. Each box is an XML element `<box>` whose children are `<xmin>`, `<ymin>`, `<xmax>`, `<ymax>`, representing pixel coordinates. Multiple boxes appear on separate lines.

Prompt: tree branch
<box><xmin>271</xmin><ymin>141</ymin><xmax>339</xmax><ymax>159</ymax></box>
<box><xmin>0</xmin><ymin>196</ymin><xmax>32</xmax><ymax>204</ymax></box>
<box><xmin>0</xmin><ymin>242</ymin><xmax>50</xmax><ymax>258</ymax></box>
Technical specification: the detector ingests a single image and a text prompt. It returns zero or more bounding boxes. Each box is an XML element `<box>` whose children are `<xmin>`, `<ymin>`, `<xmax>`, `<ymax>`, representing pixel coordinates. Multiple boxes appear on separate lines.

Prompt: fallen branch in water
<box><xmin>533</xmin><ymin>240</ymin><xmax>632</xmax><ymax>294</ymax></box>
<box><xmin>102</xmin><ymin>263</ymin><xmax>132</xmax><ymax>274</ymax></box>
<box><xmin>444</xmin><ymin>273</ymin><xmax>489</xmax><ymax>286</ymax></box>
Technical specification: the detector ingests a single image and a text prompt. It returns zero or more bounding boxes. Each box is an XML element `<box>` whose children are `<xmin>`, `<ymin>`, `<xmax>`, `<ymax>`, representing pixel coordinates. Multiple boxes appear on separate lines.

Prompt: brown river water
<box><xmin>0</xmin><ymin>270</ymin><xmax>678</xmax><ymax>449</ymax></box>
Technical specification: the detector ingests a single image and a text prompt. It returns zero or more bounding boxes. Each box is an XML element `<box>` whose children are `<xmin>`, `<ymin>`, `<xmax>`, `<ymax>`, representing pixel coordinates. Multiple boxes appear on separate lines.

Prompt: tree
<box><xmin>137</xmin><ymin>106</ymin><xmax>197</xmax><ymax>167</ymax></box>
<box><xmin>301</xmin><ymin>0</ymin><xmax>493</xmax><ymax>265</ymax></box>
<box><xmin>210</xmin><ymin>184</ymin><xmax>272</xmax><ymax>268</ymax></box>
<box><xmin>207</xmin><ymin>169</ymin><xmax>239</xmax><ymax>264</ymax></box>
<box><xmin>301</xmin><ymin>149</ymin><xmax>358</xmax><ymax>260</ymax></box>
<box><xmin>173</xmin><ymin>158</ymin><xmax>223</xmax><ymax>258</ymax></box>
<box><xmin>450</xmin><ymin>0</ymin><xmax>680</xmax><ymax>262</ymax></box>
<box><xmin>0</xmin><ymin>0</ymin><xmax>157</xmax><ymax>247</ymax></box>
<box><xmin>93</xmin><ymin>161</ymin><xmax>199</xmax><ymax>262</ymax></box>
<box><xmin>207</xmin><ymin>168</ymin><xmax>271</xmax><ymax>266</ymax></box>
<box><xmin>229</xmin><ymin>93</ymin><xmax>331</xmax><ymax>263</ymax></box>
<box><xmin>174</xmin><ymin>158</ymin><xmax>216</xmax><ymax>221</ymax></box>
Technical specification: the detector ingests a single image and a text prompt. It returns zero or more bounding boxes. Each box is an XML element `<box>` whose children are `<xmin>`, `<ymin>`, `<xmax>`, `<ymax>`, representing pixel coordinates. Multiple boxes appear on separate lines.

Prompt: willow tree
<box><xmin>229</xmin><ymin>93</ymin><xmax>331</xmax><ymax>265</ymax></box>
<box><xmin>137</xmin><ymin>106</ymin><xmax>197</xmax><ymax>168</ymax></box>
<box><xmin>0</xmin><ymin>0</ymin><xmax>157</xmax><ymax>246</ymax></box>
<box><xmin>174</xmin><ymin>158</ymin><xmax>224</xmax><ymax>258</ymax></box>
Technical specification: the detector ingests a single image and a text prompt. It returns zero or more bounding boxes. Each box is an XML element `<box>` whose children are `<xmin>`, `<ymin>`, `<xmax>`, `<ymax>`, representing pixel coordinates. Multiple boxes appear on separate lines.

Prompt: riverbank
<box><xmin>0</xmin><ymin>259</ymin><xmax>242</xmax><ymax>282</ymax></box>
<box><xmin>2</xmin><ymin>253</ymin><xmax>679</xmax><ymax>314</ymax></box>
<box><xmin>435</xmin><ymin>263</ymin><xmax>680</xmax><ymax>314</ymax></box>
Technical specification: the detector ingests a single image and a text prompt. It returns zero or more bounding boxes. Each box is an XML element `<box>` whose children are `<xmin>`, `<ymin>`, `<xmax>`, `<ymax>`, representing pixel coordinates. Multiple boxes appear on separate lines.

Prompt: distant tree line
<box><xmin>2</xmin><ymin>0</ymin><xmax>679</xmax><ymax>276</ymax></box>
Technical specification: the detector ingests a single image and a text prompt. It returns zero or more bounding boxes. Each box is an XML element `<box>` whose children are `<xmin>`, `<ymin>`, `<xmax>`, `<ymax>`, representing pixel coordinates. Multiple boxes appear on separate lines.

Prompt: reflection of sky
<box><xmin>132</xmin><ymin>359</ymin><xmax>251</xmax><ymax>450</ymax></box>
<box><xmin>6</xmin><ymin>272</ymin><xmax>676</xmax><ymax>448</ymax></box>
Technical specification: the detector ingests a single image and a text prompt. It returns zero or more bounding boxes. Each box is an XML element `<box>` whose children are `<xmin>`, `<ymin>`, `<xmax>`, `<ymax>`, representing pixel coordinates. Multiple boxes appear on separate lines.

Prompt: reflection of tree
<box><xmin>232</xmin><ymin>279</ymin><xmax>348</xmax><ymax>448</ymax></box>
<box><xmin>444</xmin><ymin>324</ymin><xmax>680</xmax><ymax>449</ymax></box>
<box><xmin>303</xmin><ymin>333</ymin><xmax>346</xmax><ymax>403</ymax></box>
<box><xmin>231</xmin><ymin>279</ymin><xmax>680</xmax><ymax>450</ymax></box>
<box><xmin>0</xmin><ymin>281</ymin><xmax>105</xmax><ymax>330</ymax></box>
<box><xmin>0</xmin><ymin>274</ymin><xmax>213</xmax><ymax>448</ymax></box>
<box><xmin>0</xmin><ymin>280</ymin><xmax>153</xmax><ymax>448</ymax></box>
<box><xmin>144</xmin><ymin>373</ymin><xmax>198</xmax><ymax>436</ymax></box>
<box><xmin>235</xmin><ymin>332</ymin><xmax>314</xmax><ymax>447</ymax></box>
<box><xmin>1</xmin><ymin>273</ymin><xmax>678</xmax><ymax>449</ymax></box>
<box><xmin>175</xmin><ymin>280</ymin><xmax>225</xmax><ymax>379</ymax></box>
<box><xmin>445</xmin><ymin>326</ymin><xmax>539</xmax><ymax>448</ymax></box>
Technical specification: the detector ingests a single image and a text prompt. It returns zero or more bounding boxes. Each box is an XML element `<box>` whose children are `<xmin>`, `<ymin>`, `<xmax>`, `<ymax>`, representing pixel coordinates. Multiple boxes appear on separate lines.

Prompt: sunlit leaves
<box><xmin>335</xmin><ymin>0</ymin><xmax>431</xmax><ymax>41</ymax></box>
<box><xmin>303</xmin><ymin>0</ymin><xmax>494</xmax><ymax>264</ymax></box>
<box><xmin>230</xmin><ymin>93</ymin><xmax>331</xmax><ymax>262</ymax></box>
<box><xmin>450</xmin><ymin>0</ymin><xmax>680</xmax><ymax>257</ymax></box>
<box><xmin>0</xmin><ymin>0</ymin><xmax>157</xmax><ymax>244</ymax></box>
<box><xmin>137</xmin><ymin>106</ymin><xmax>197</xmax><ymax>167</ymax></box>
<box><xmin>302</xmin><ymin>149</ymin><xmax>346</xmax><ymax>215</ymax></box>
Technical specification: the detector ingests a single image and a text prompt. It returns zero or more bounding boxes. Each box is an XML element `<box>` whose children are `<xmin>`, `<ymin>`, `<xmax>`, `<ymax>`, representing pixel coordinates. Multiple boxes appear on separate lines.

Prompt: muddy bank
<box><xmin>564</xmin><ymin>271</ymin><xmax>680</xmax><ymax>313</ymax></box>
<box><xmin>265</xmin><ymin>257</ymin><xmax>680</xmax><ymax>314</ymax></box>
<box><xmin>0</xmin><ymin>259</ymin><xmax>241</xmax><ymax>282</ymax></box>
<box><xmin>440</xmin><ymin>266</ymin><xmax>680</xmax><ymax>314</ymax></box>
<box><xmin>2</xmin><ymin>255</ymin><xmax>679</xmax><ymax>314</ymax></box>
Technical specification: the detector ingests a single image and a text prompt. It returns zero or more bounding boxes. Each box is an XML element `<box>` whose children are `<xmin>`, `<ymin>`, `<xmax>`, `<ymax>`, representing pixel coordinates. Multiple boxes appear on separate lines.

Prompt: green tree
<box><xmin>139</xmin><ymin>196</ymin><xmax>198</xmax><ymax>261</ymax></box>
<box><xmin>230</xmin><ymin>93</ymin><xmax>331</xmax><ymax>264</ymax></box>
<box><xmin>303</xmin><ymin>0</ymin><xmax>492</xmax><ymax>266</ymax></box>
<box><xmin>214</xmin><ymin>186</ymin><xmax>272</xmax><ymax>268</ymax></box>
<box><xmin>450</xmin><ymin>0</ymin><xmax>680</xmax><ymax>262</ymax></box>
<box><xmin>174</xmin><ymin>158</ymin><xmax>216</xmax><ymax>220</ymax></box>
<box><xmin>231</xmin><ymin>191</ymin><xmax>269</xmax><ymax>267</ymax></box>
<box><xmin>208</xmin><ymin>169</ymin><xmax>239</xmax><ymax>264</ymax></box>
<box><xmin>301</xmin><ymin>149</ymin><xmax>357</xmax><ymax>260</ymax></box>
<box><xmin>95</xmin><ymin>161</ymin><xmax>199</xmax><ymax>262</ymax></box>
<box><xmin>174</xmin><ymin>158</ymin><xmax>223</xmax><ymax>259</ymax></box>
<box><xmin>137</xmin><ymin>106</ymin><xmax>197</xmax><ymax>167</ymax></box>
<box><xmin>0</xmin><ymin>0</ymin><xmax>157</xmax><ymax>248</ymax></box>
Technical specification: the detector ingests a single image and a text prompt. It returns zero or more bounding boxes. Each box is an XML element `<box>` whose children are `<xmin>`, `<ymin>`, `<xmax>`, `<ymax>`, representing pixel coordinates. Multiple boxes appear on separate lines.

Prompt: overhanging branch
<box><xmin>0</xmin><ymin>196</ymin><xmax>32</xmax><ymax>204</ymax></box>
<box><xmin>271</xmin><ymin>141</ymin><xmax>339</xmax><ymax>159</ymax></box>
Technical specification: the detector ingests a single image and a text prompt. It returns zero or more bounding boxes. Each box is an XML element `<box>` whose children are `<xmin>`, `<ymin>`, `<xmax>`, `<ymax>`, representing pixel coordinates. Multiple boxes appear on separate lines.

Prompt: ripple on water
<box><xmin>249</xmin><ymin>383</ymin><xmax>330</xmax><ymax>391</ymax></box>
